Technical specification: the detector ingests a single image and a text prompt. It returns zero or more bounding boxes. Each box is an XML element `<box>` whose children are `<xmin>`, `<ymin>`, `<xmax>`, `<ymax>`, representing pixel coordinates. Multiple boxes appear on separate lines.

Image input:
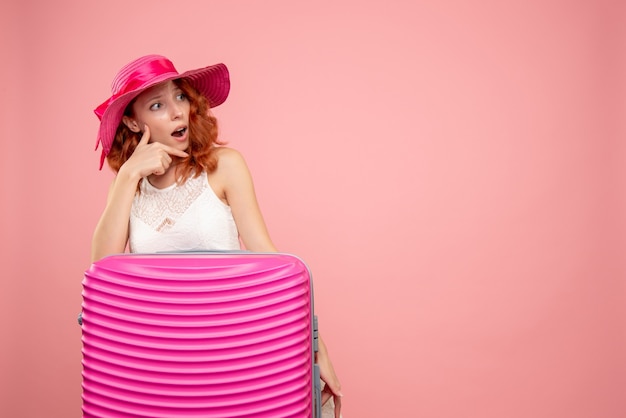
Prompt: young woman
<box><xmin>91</xmin><ymin>54</ymin><xmax>342</xmax><ymax>417</ymax></box>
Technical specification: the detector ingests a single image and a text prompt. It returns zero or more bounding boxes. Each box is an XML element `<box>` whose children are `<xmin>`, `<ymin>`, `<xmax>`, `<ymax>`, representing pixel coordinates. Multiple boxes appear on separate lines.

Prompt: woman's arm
<box><xmin>214</xmin><ymin>147</ymin><xmax>277</xmax><ymax>252</ymax></box>
<box><xmin>318</xmin><ymin>333</ymin><xmax>343</xmax><ymax>414</ymax></box>
<box><xmin>90</xmin><ymin>170</ymin><xmax>140</xmax><ymax>262</ymax></box>
<box><xmin>91</xmin><ymin>126</ymin><xmax>189</xmax><ymax>262</ymax></box>
<box><xmin>216</xmin><ymin>148</ymin><xmax>343</xmax><ymax>412</ymax></box>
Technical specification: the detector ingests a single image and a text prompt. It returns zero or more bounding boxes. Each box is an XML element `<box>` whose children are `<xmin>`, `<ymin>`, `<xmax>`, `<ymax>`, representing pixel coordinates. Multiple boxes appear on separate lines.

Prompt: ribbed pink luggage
<box><xmin>81</xmin><ymin>252</ymin><xmax>321</xmax><ymax>418</ymax></box>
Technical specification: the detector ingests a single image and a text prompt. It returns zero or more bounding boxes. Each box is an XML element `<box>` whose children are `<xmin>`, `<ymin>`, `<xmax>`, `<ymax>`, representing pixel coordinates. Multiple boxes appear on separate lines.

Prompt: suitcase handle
<box><xmin>313</xmin><ymin>315</ymin><xmax>321</xmax><ymax>417</ymax></box>
<box><xmin>314</xmin><ymin>363</ymin><xmax>322</xmax><ymax>418</ymax></box>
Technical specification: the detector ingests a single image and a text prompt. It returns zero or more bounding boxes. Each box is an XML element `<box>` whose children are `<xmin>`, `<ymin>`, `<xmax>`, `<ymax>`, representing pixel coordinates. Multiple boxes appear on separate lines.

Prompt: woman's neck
<box><xmin>146</xmin><ymin>166</ymin><xmax>178</xmax><ymax>189</ymax></box>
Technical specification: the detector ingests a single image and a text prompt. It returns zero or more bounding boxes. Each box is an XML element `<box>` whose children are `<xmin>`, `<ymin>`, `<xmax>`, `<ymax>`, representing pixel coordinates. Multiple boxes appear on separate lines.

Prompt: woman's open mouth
<box><xmin>172</xmin><ymin>127</ymin><xmax>187</xmax><ymax>139</ymax></box>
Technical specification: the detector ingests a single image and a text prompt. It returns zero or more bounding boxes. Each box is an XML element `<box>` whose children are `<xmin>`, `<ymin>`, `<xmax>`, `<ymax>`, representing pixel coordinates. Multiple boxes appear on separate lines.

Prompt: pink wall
<box><xmin>1</xmin><ymin>1</ymin><xmax>624</xmax><ymax>417</ymax></box>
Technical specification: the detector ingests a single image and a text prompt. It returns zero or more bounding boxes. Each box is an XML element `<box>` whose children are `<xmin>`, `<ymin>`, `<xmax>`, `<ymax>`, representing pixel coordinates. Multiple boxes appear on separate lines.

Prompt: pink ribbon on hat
<box><xmin>94</xmin><ymin>56</ymin><xmax>179</xmax><ymax>120</ymax></box>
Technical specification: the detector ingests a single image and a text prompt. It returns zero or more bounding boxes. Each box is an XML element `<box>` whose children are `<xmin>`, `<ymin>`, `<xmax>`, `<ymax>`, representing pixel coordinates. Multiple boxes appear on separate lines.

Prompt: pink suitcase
<box><xmin>81</xmin><ymin>252</ymin><xmax>321</xmax><ymax>418</ymax></box>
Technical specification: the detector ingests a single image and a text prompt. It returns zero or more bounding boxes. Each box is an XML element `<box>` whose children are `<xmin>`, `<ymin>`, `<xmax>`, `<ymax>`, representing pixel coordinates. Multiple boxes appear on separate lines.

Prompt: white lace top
<box><xmin>129</xmin><ymin>171</ymin><xmax>240</xmax><ymax>253</ymax></box>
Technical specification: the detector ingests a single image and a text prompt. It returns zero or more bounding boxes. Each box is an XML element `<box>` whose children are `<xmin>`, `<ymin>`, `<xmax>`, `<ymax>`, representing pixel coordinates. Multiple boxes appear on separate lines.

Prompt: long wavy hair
<box><xmin>105</xmin><ymin>78</ymin><xmax>225</xmax><ymax>183</ymax></box>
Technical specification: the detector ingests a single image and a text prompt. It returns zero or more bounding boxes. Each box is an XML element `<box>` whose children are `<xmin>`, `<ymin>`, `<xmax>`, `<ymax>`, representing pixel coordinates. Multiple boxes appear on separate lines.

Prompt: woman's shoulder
<box><xmin>214</xmin><ymin>146</ymin><xmax>243</xmax><ymax>160</ymax></box>
<box><xmin>207</xmin><ymin>146</ymin><xmax>252</xmax><ymax>184</ymax></box>
<box><xmin>206</xmin><ymin>147</ymin><xmax>253</xmax><ymax>200</ymax></box>
<box><xmin>213</xmin><ymin>146</ymin><xmax>249</xmax><ymax>172</ymax></box>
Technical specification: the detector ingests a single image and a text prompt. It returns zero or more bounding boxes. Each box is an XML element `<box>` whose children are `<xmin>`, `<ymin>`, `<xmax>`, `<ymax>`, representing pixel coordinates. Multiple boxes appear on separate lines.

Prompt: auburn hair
<box><xmin>106</xmin><ymin>78</ymin><xmax>225</xmax><ymax>183</ymax></box>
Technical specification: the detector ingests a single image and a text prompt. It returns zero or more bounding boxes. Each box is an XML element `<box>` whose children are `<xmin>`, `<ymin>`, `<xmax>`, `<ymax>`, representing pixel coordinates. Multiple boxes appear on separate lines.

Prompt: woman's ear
<box><xmin>122</xmin><ymin>116</ymin><xmax>141</xmax><ymax>133</ymax></box>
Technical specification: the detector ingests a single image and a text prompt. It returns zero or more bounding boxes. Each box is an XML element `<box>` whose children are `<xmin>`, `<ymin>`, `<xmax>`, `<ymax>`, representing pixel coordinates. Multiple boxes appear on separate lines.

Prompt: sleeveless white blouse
<box><xmin>129</xmin><ymin>171</ymin><xmax>240</xmax><ymax>253</ymax></box>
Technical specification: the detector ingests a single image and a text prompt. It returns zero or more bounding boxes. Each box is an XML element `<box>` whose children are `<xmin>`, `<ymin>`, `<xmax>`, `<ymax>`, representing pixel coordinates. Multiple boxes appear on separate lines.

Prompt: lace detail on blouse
<box><xmin>132</xmin><ymin>175</ymin><xmax>204</xmax><ymax>233</ymax></box>
<box><xmin>129</xmin><ymin>171</ymin><xmax>240</xmax><ymax>253</ymax></box>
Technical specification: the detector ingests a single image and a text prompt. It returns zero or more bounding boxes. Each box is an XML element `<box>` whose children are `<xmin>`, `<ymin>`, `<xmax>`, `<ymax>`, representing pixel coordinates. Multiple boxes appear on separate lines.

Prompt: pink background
<box><xmin>1</xmin><ymin>1</ymin><xmax>625</xmax><ymax>417</ymax></box>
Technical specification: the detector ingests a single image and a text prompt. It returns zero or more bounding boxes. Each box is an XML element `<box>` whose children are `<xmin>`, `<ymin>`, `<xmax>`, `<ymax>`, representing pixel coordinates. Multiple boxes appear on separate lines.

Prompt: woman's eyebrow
<box><xmin>144</xmin><ymin>93</ymin><xmax>163</xmax><ymax>102</ymax></box>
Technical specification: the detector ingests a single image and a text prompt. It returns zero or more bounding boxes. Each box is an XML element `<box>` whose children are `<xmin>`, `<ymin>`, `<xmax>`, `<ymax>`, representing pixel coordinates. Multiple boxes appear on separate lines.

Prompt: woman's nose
<box><xmin>170</xmin><ymin>102</ymin><xmax>183</xmax><ymax>119</ymax></box>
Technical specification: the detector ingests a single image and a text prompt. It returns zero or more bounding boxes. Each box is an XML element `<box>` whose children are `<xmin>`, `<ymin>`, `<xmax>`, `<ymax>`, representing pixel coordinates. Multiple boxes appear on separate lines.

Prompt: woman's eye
<box><xmin>176</xmin><ymin>93</ymin><xmax>187</xmax><ymax>101</ymax></box>
<box><xmin>150</xmin><ymin>103</ymin><xmax>162</xmax><ymax>110</ymax></box>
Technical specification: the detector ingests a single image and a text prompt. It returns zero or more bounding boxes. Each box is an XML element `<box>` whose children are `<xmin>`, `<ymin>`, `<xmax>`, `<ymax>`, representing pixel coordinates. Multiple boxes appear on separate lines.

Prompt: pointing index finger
<box><xmin>138</xmin><ymin>125</ymin><xmax>150</xmax><ymax>145</ymax></box>
<box><xmin>163</xmin><ymin>146</ymin><xmax>189</xmax><ymax>158</ymax></box>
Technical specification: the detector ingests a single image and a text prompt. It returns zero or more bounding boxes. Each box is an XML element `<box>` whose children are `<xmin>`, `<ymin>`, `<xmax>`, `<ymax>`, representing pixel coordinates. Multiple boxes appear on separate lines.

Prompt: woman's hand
<box><xmin>121</xmin><ymin>125</ymin><xmax>189</xmax><ymax>179</ymax></box>
<box><xmin>317</xmin><ymin>335</ymin><xmax>342</xmax><ymax>417</ymax></box>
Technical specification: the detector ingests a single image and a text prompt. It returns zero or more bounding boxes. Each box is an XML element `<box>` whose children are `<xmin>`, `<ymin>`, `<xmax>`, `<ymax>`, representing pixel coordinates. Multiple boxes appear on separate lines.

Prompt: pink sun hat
<box><xmin>94</xmin><ymin>54</ymin><xmax>230</xmax><ymax>169</ymax></box>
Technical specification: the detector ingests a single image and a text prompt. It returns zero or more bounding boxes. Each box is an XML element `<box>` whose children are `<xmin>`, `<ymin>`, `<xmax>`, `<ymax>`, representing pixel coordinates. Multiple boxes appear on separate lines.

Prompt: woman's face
<box><xmin>124</xmin><ymin>80</ymin><xmax>191</xmax><ymax>151</ymax></box>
